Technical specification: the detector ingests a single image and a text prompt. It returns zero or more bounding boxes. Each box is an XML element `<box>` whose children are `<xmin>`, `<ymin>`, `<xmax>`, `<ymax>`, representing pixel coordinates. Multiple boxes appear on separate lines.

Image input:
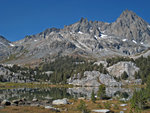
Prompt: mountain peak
<box><xmin>114</xmin><ymin>9</ymin><xmax>148</xmax><ymax>26</ymax></box>
<box><xmin>80</xmin><ymin>17</ymin><xmax>88</xmax><ymax>23</ymax></box>
<box><xmin>106</xmin><ymin>9</ymin><xmax>149</xmax><ymax>43</ymax></box>
<box><xmin>119</xmin><ymin>9</ymin><xmax>138</xmax><ymax>20</ymax></box>
<box><xmin>121</xmin><ymin>9</ymin><xmax>135</xmax><ymax>15</ymax></box>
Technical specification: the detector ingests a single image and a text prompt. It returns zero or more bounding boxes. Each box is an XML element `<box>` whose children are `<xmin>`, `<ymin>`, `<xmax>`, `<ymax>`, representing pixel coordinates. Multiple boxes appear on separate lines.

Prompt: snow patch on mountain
<box><xmin>122</xmin><ymin>39</ymin><xmax>127</xmax><ymax>42</ymax></box>
<box><xmin>132</xmin><ymin>40</ymin><xmax>137</xmax><ymax>44</ymax></box>
<box><xmin>94</xmin><ymin>35</ymin><xmax>100</xmax><ymax>39</ymax></box>
<box><xmin>9</xmin><ymin>43</ymin><xmax>15</xmax><ymax>47</ymax></box>
<box><xmin>140</xmin><ymin>42</ymin><xmax>144</xmax><ymax>45</ymax></box>
<box><xmin>78</xmin><ymin>31</ymin><xmax>83</xmax><ymax>34</ymax></box>
<box><xmin>101</xmin><ymin>34</ymin><xmax>108</xmax><ymax>38</ymax></box>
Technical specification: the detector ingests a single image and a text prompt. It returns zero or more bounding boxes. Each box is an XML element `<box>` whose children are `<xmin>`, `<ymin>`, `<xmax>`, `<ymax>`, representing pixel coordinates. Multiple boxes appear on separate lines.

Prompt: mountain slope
<box><xmin>1</xmin><ymin>10</ymin><xmax>150</xmax><ymax>65</ymax></box>
<box><xmin>106</xmin><ymin>10</ymin><xmax>150</xmax><ymax>45</ymax></box>
<box><xmin>0</xmin><ymin>36</ymin><xmax>14</xmax><ymax>61</ymax></box>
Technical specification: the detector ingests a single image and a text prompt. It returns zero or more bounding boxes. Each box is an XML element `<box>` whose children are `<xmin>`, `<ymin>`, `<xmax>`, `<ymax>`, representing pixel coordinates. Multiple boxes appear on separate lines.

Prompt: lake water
<box><xmin>0</xmin><ymin>87</ymin><xmax>140</xmax><ymax>101</ymax></box>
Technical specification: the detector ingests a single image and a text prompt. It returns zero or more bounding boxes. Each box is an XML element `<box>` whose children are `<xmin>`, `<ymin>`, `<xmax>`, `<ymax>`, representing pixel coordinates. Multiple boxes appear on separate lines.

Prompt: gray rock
<box><xmin>45</xmin><ymin>106</ymin><xmax>53</xmax><ymax>109</ymax></box>
<box><xmin>52</xmin><ymin>98</ymin><xmax>68</xmax><ymax>105</ymax></box>
<box><xmin>30</xmin><ymin>103</ymin><xmax>40</xmax><ymax>107</ymax></box>
<box><xmin>68</xmin><ymin>71</ymin><xmax>100</xmax><ymax>86</ymax></box>
<box><xmin>99</xmin><ymin>74</ymin><xmax>122</xmax><ymax>87</ymax></box>
<box><xmin>45</xmin><ymin>106</ymin><xmax>60</xmax><ymax>112</ymax></box>
<box><xmin>68</xmin><ymin>71</ymin><xmax>121</xmax><ymax>87</ymax></box>
<box><xmin>1</xmin><ymin>100</ymin><xmax>11</xmax><ymax>106</ymax></box>
<box><xmin>32</xmin><ymin>98</ymin><xmax>38</xmax><ymax>102</ymax></box>
<box><xmin>18</xmin><ymin>101</ymin><xmax>25</xmax><ymax>105</ymax></box>
<box><xmin>107</xmin><ymin>61</ymin><xmax>139</xmax><ymax>79</ymax></box>
<box><xmin>0</xmin><ymin>65</ymin><xmax>34</xmax><ymax>83</ymax></box>
<box><xmin>12</xmin><ymin>100</ymin><xmax>19</xmax><ymax>105</ymax></box>
<box><xmin>92</xmin><ymin>109</ymin><xmax>110</xmax><ymax>113</ymax></box>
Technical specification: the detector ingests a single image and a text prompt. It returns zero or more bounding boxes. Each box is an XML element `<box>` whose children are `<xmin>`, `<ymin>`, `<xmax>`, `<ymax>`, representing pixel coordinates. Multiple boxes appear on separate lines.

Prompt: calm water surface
<box><xmin>0</xmin><ymin>87</ymin><xmax>140</xmax><ymax>101</ymax></box>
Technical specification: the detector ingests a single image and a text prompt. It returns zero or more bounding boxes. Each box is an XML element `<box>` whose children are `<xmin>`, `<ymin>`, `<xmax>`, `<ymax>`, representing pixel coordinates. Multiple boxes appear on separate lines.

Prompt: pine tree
<box><xmin>130</xmin><ymin>89</ymin><xmax>148</xmax><ymax>112</ymax></box>
<box><xmin>77</xmin><ymin>100</ymin><xmax>90</xmax><ymax>113</ymax></box>
<box><xmin>121</xmin><ymin>71</ymin><xmax>128</xmax><ymax>80</ymax></box>
<box><xmin>91</xmin><ymin>90</ymin><xmax>96</xmax><ymax>103</ymax></box>
<box><xmin>97</xmin><ymin>85</ymin><xmax>106</xmax><ymax>99</ymax></box>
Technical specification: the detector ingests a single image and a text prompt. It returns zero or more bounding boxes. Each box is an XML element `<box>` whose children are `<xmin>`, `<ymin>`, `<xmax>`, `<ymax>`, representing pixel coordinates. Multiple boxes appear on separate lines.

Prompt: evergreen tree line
<box><xmin>130</xmin><ymin>76</ymin><xmax>150</xmax><ymax>112</ymax></box>
<box><xmin>134</xmin><ymin>56</ymin><xmax>150</xmax><ymax>84</ymax></box>
<box><xmin>41</xmin><ymin>56</ymin><xmax>108</xmax><ymax>84</ymax></box>
<box><xmin>3</xmin><ymin>55</ymin><xmax>150</xmax><ymax>85</ymax></box>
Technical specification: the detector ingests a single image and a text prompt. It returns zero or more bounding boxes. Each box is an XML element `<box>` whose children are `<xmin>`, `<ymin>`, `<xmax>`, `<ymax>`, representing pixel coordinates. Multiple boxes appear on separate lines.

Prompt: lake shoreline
<box><xmin>0</xmin><ymin>82</ymin><xmax>145</xmax><ymax>89</ymax></box>
<box><xmin>0</xmin><ymin>83</ymin><xmax>150</xmax><ymax>113</ymax></box>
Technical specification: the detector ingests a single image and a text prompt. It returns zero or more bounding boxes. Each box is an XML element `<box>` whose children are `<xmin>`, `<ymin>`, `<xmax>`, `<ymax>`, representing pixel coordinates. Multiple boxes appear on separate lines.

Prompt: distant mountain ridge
<box><xmin>0</xmin><ymin>10</ymin><xmax>150</xmax><ymax>65</ymax></box>
<box><xmin>106</xmin><ymin>10</ymin><xmax>150</xmax><ymax>45</ymax></box>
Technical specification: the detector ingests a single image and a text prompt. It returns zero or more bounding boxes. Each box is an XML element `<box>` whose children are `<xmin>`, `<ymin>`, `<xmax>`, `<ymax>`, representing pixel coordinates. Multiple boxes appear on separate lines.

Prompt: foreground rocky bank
<box><xmin>0</xmin><ymin>97</ymin><xmax>129</xmax><ymax>113</ymax></box>
<box><xmin>1</xmin><ymin>97</ymin><xmax>150</xmax><ymax>113</ymax></box>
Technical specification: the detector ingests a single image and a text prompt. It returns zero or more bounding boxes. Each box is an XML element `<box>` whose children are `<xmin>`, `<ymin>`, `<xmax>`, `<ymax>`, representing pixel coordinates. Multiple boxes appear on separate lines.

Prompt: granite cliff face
<box><xmin>67</xmin><ymin>61</ymin><xmax>142</xmax><ymax>86</ymax></box>
<box><xmin>0</xmin><ymin>36</ymin><xmax>15</xmax><ymax>61</ymax></box>
<box><xmin>0</xmin><ymin>10</ymin><xmax>150</xmax><ymax>64</ymax></box>
<box><xmin>67</xmin><ymin>71</ymin><xmax>121</xmax><ymax>87</ymax></box>
<box><xmin>107</xmin><ymin>61</ymin><xmax>139</xmax><ymax>79</ymax></box>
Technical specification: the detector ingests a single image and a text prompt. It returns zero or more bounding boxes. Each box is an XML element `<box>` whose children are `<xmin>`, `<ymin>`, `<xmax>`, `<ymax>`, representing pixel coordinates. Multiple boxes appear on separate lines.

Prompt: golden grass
<box><xmin>1</xmin><ymin>99</ymin><xmax>150</xmax><ymax>113</ymax></box>
<box><xmin>0</xmin><ymin>82</ymin><xmax>73</xmax><ymax>89</ymax></box>
<box><xmin>0</xmin><ymin>106</ymin><xmax>53</xmax><ymax>113</ymax></box>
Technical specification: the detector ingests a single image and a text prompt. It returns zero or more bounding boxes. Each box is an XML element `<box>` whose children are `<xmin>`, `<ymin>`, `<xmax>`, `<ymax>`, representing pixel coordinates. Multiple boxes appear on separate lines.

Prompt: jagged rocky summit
<box><xmin>0</xmin><ymin>10</ymin><xmax>150</xmax><ymax>64</ymax></box>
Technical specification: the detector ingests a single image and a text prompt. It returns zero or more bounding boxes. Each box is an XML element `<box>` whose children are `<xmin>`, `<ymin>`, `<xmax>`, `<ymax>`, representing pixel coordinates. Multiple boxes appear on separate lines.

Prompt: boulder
<box><xmin>1</xmin><ymin>100</ymin><xmax>11</xmax><ymax>106</ymax></box>
<box><xmin>92</xmin><ymin>109</ymin><xmax>110</xmax><ymax>113</ymax></box>
<box><xmin>45</xmin><ymin>106</ymin><xmax>53</xmax><ymax>109</ymax></box>
<box><xmin>12</xmin><ymin>100</ymin><xmax>19</xmax><ymax>105</ymax></box>
<box><xmin>45</xmin><ymin>106</ymin><xmax>60</xmax><ymax>112</ymax></box>
<box><xmin>30</xmin><ymin>104</ymin><xmax>40</xmax><ymax>107</ymax></box>
<box><xmin>32</xmin><ymin>98</ymin><xmax>38</xmax><ymax>102</ymax></box>
<box><xmin>52</xmin><ymin>98</ymin><xmax>68</xmax><ymax>105</ymax></box>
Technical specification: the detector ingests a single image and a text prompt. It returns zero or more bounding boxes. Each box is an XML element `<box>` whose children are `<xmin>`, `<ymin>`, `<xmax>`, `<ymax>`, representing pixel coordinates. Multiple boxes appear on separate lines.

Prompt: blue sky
<box><xmin>0</xmin><ymin>0</ymin><xmax>150</xmax><ymax>41</ymax></box>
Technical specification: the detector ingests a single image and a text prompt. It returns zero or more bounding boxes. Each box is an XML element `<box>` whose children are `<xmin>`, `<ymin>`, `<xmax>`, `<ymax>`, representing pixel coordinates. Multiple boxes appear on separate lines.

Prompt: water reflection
<box><xmin>67</xmin><ymin>87</ymin><xmax>141</xmax><ymax>100</ymax></box>
<box><xmin>0</xmin><ymin>87</ymin><xmax>140</xmax><ymax>101</ymax></box>
<box><xmin>0</xmin><ymin>88</ymin><xmax>72</xmax><ymax>101</ymax></box>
